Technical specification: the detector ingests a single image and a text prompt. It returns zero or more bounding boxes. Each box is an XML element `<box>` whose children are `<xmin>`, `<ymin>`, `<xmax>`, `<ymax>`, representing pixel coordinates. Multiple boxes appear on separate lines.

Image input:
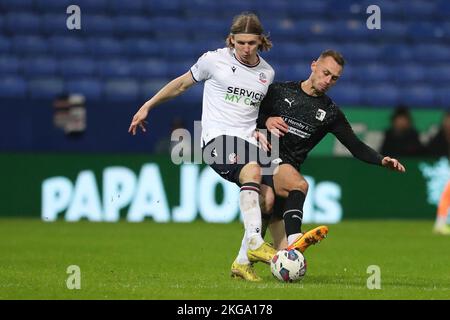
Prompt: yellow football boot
<box><xmin>230</xmin><ymin>261</ymin><xmax>262</xmax><ymax>282</ymax></box>
<box><xmin>247</xmin><ymin>242</ymin><xmax>277</xmax><ymax>264</ymax></box>
<box><xmin>287</xmin><ymin>226</ymin><xmax>329</xmax><ymax>253</ymax></box>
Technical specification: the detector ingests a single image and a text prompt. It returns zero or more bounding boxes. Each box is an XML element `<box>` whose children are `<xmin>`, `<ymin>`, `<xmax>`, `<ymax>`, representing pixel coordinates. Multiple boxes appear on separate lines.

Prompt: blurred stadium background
<box><xmin>1</xmin><ymin>0</ymin><xmax>450</xmax><ymax>300</ymax></box>
<box><xmin>0</xmin><ymin>0</ymin><xmax>449</xmax><ymax>222</ymax></box>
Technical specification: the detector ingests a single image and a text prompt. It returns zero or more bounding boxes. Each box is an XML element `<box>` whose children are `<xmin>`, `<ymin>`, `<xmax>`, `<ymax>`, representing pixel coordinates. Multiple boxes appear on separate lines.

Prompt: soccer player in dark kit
<box><xmin>257</xmin><ymin>50</ymin><xmax>406</xmax><ymax>250</ymax></box>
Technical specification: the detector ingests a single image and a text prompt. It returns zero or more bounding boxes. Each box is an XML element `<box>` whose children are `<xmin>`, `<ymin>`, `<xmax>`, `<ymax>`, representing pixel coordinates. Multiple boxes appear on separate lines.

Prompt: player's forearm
<box><xmin>142</xmin><ymin>74</ymin><xmax>192</xmax><ymax>112</ymax></box>
<box><xmin>347</xmin><ymin>139</ymin><xmax>384</xmax><ymax>166</ymax></box>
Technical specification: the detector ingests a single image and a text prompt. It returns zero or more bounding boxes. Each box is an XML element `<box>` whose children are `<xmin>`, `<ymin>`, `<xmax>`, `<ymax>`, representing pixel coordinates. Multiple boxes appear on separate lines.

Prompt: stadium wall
<box><xmin>0</xmin><ymin>153</ymin><xmax>446</xmax><ymax>222</ymax></box>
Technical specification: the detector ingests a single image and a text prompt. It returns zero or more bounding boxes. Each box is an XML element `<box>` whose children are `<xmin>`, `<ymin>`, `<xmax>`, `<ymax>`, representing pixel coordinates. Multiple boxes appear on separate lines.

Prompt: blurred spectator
<box><xmin>380</xmin><ymin>105</ymin><xmax>424</xmax><ymax>157</ymax></box>
<box><xmin>53</xmin><ymin>93</ymin><xmax>86</xmax><ymax>138</ymax></box>
<box><xmin>425</xmin><ymin>110</ymin><xmax>450</xmax><ymax>159</ymax></box>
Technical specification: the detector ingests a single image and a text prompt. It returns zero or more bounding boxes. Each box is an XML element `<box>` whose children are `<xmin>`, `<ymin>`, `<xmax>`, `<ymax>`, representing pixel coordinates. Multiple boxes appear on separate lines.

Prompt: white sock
<box><xmin>240</xmin><ymin>184</ymin><xmax>264</xmax><ymax>250</ymax></box>
<box><xmin>235</xmin><ymin>231</ymin><xmax>250</xmax><ymax>265</ymax></box>
<box><xmin>288</xmin><ymin>233</ymin><xmax>303</xmax><ymax>246</ymax></box>
<box><xmin>435</xmin><ymin>216</ymin><xmax>447</xmax><ymax>229</ymax></box>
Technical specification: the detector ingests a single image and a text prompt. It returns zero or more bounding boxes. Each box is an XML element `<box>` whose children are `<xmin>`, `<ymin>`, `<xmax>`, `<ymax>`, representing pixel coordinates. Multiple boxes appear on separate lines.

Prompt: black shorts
<box><xmin>202</xmin><ymin>135</ymin><xmax>276</xmax><ymax>188</ymax></box>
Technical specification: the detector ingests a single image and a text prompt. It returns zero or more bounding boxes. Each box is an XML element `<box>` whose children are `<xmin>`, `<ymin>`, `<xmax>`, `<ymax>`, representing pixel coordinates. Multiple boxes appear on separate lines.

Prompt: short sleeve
<box><xmin>190</xmin><ymin>51</ymin><xmax>213</xmax><ymax>82</ymax></box>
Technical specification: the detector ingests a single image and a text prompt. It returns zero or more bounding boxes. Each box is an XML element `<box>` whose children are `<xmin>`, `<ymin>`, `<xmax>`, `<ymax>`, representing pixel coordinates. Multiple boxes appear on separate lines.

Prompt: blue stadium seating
<box><xmin>59</xmin><ymin>58</ymin><xmax>97</xmax><ymax>78</ymax></box>
<box><xmin>12</xmin><ymin>36</ymin><xmax>47</xmax><ymax>55</ymax></box>
<box><xmin>82</xmin><ymin>15</ymin><xmax>115</xmax><ymax>36</ymax></box>
<box><xmin>99</xmin><ymin>60</ymin><xmax>133</xmax><ymax>78</ymax></box>
<box><xmin>0</xmin><ymin>0</ymin><xmax>33</xmax><ymax>12</ymax></box>
<box><xmin>435</xmin><ymin>88</ymin><xmax>450</xmax><ymax>107</ymax></box>
<box><xmin>400</xmin><ymin>85</ymin><xmax>436</xmax><ymax>107</ymax></box>
<box><xmin>328</xmin><ymin>84</ymin><xmax>363</xmax><ymax>106</ymax></box>
<box><xmin>5</xmin><ymin>13</ymin><xmax>41</xmax><ymax>35</ymax></box>
<box><xmin>0</xmin><ymin>0</ymin><xmax>448</xmax><ymax>107</ymax></box>
<box><xmin>104</xmin><ymin>79</ymin><xmax>139</xmax><ymax>102</ymax></box>
<box><xmin>87</xmin><ymin>38</ymin><xmax>123</xmax><ymax>57</ymax></box>
<box><xmin>362</xmin><ymin>85</ymin><xmax>400</xmax><ymax>106</ymax></box>
<box><xmin>66</xmin><ymin>79</ymin><xmax>103</xmax><ymax>101</ymax></box>
<box><xmin>0</xmin><ymin>56</ymin><xmax>20</xmax><ymax>75</ymax></box>
<box><xmin>0</xmin><ymin>76</ymin><xmax>27</xmax><ymax>98</ymax></box>
<box><xmin>23</xmin><ymin>57</ymin><xmax>58</xmax><ymax>77</ymax></box>
<box><xmin>28</xmin><ymin>77</ymin><xmax>65</xmax><ymax>99</ymax></box>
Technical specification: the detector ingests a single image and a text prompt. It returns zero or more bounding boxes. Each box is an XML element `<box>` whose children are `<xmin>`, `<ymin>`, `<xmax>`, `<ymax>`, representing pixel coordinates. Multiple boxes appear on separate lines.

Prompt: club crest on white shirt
<box><xmin>259</xmin><ymin>72</ymin><xmax>267</xmax><ymax>84</ymax></box>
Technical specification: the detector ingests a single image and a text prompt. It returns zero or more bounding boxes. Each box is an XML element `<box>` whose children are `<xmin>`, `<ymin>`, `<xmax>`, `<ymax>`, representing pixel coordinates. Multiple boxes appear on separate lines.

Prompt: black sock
<box><xmin>283</xmin><ymin>190</ymin><xmax>306</xmax><ymax>238</ymax></box>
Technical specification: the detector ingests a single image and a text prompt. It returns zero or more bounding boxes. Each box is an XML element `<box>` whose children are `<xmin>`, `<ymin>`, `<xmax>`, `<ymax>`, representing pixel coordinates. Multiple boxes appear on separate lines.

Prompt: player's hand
<box><xmin>128</xmin><ymin>107</ymin><xmax>149</xmax><ymax>136</ymax></box>
<box><xmin>253</xmin><ymin>130</ymin><xmax>271</xmax><ymax>152</ymax></box>
<box><xmin>382</xmin><ymin>156</ymin><xmax>406</xmax><ymax>173</ymax></box>
<box><xmin>266</xmin><ymin>117</ymin><xmax>289</xmax><ymax>137</ymax></box>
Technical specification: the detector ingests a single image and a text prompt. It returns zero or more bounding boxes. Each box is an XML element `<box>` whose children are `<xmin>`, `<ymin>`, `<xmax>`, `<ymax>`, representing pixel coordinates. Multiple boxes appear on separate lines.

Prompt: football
<box><xmin>270</xmin><ymin>249</ymin><xmax>307</xmax><ymax>282</ymax></box>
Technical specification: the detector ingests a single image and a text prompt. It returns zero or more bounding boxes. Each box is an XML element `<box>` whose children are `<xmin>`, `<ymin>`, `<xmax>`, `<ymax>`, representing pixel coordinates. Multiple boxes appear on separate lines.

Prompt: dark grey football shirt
<box><xmin>257</xmin><ymin>81</ymin><xmax>384</xmax><ymax>168</ymax></box>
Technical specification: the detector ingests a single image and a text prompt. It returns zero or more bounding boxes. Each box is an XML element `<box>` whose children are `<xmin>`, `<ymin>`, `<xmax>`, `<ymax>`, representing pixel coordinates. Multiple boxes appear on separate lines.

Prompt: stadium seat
<box><xmin>403</xmin><ymin>0</ymin><xmax>437</xmax><ymax>19</ymax></box>
<box><xmin>34</xmin><ymin>0</ymin><xmax>73</xmax><ymax>12</ymax></box>
<box><xmin>380</xmin><ymin>44</ymin><xmax>414</xmax><ymax>63</ymax></box>
<box><xmin>399</xmin><ymin>85</ymin><xmax>436</xmax><ymax>107</ymax></box>
<box><xmin>49</xmin><ymin>36</ymin><xmax>87</xmax><ymax>56</ymax></box>
<box><xmin>333</xmin><ymin>19</ymin><xmax>368</xmax><ymax>41</ymax></box>
<box><xmin>407</xmin><ymin>22</ymin><xmax>442</xmax><ymax>42</ymax></box>
<box><xmin>327</xmin><ymin>0</ymin><xmax>364</xmax><ymax>19</ymax></box>
<box><xmin>328</xmin><ymin>84</ymin><xmax>363</xmax><ymax>106</ymax></box>
<box><xmin>354</xmin><ymin>64</ymin><xmax>392</xmax><ymax>83</ymax></box>
<box><xmin>435</xmin><ymin>87</ymin><xmax>450</xmax><ymax>108</ymax></box>
<box><xmin>87</xmin><ymin>38</ymin><xmax>123</xmax><ymax>57</ymax></box>
<box><xmin>82</xmin><ymin>15</ymin><xmax>115</xmax><ymax>36</ymax></box>
<box><xmin>12</xmin><ymin>36</ymin><xmax>48</xmax><ymax>55</ymax></box>
<box><xmin>340</xmin><ymin>43</ymin><xmax>381</xmax><ymax>63</ymax></box>
<box><xmin>378</xmin><ymin>21</ymin><xmax>408</xmax><ymax>40</ymax></box>
<box><xmin>361</xmin><ymin>84</ymin><xmax>399</xmax><ymax>106</ymax></box>
<box><xmin>114</xmin><ymin>16</ymin><xmax>153</xmax><ymax>36</ymax></box>
<box><xmin>104</xmin><ymin>79</ymin><xmax>139</xmax><ymax>101</ymax></box>
<box><xmin>66</xmin><ymin>79</ymin><xmax>103</xmax><ymax>101</ymax></box>
<box><xmin>361</xmin><ymin>0</ymin><xmax>404</xmax><ymax>19</ymax></box>
<box><xmin>145</xmin><ymin>0</ymin><xmax>184</xmax><ymax>16</ymax></box>
<box><xmin>0</xmin><ymin>37</ymin><xmax>11</xmax><ymax>54</ymax></box>
<box><xmin>0</xmin><ymin>76</ymin><xmax>27</xmax><ymax>98</ymax></box>
<box><xmin>71</xmin><ymin>0</ymin><xmax>109</xmax><ymax>14</ymax></box>
<box><xmin>393</xmin><ymin>65</ymin><xmax>425</xmax><ymax>83</ymax></box>
<box><xmin>99</xmin><ymin>59</ymin><xmax>133</xmax><ymax>78</ymax></box>
<box><xmin>23</xmin><ymin>57</ymin><xmax>58</xmax><ymax>77</ymax></box>
<box><xmin>0</xmin><ymin>0</ymin><xmax>33</xmax><ymax>11</ymax></box>
<box><xmin>425</xmin><ymin>65</ymin><xmax>450</xmax><ymax>83</ymax></box>
<box><xmin>151</xmin><ymin>17</ymin><xmax>190</xmax><ymax>39</ymax></box>
<box><xmin>59</xmin><ymin>58</ymin><xmax>97</xmax><ymax>78</ymax></box>
<box><xmin>110</xmin><ymin>0</ymin><xmax>145</xmax><ymax>14</ymax></box>
<box><xmin>166</xmin><ymin>62</ymin><xmax>193</xmax><ymax>78</ymax></box>
<box><xmin>0</xmin><ymin>56</ymin><xmax>20</xmax><ymax>75</ymax></box>
<box><xmin>131</xmin><ymin>59</ymin><xmax>168</xmax><ymax>79</ymax></box>
<box><xmin>288</xmin><ymin>1</ymin><xmax>329</xmax><ymax>18</ymax></box>
<box><xmin>5</xmin><ymin>13</ymin><xmax>41</xmax><ymax>35</ymax></box>
<box><xmin>122</xmin><ymin>39</ymin><xmax>160</xmax><ymax>57</ymax></box>
<box><xmin>28</xmin><ymin>77</ymin><xmax>65</xmax><ymax>99</ymax></box>
<box><xmin>41</xmin><ymin>14</ymin><xmax>72</xmax><ymax>35</ymax></box>
<box><xmin>412</xmin><ymin>44</ymin><xmax>450</xmax><ymax>62</ymax></box>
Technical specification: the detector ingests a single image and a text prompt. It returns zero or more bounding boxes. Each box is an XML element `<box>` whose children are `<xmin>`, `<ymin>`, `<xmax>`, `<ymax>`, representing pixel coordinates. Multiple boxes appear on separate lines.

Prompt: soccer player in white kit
<box><xmin>129</xmin><ymin>13</ymin><xmax>277</xmax><ymax>281</ymax></box>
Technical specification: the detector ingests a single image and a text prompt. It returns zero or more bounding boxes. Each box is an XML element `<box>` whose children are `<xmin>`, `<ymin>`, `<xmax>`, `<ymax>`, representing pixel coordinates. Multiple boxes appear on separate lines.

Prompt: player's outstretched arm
<box><xmin>128</xmin><ymin>71</ymin><xmax>195</xmax><ymax>135</ymax></box>
<box><xmin>381</xmin><ymin>156</ymin><xmax>406</xmax><ymax>173</ymax></box>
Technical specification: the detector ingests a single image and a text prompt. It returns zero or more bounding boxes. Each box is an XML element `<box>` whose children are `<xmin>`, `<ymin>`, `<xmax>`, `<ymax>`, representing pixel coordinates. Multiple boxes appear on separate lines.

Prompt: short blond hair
<box><xmin>319</xmin><ymin>50</ymin><xmax>345</xmax><ymax>67</ymax></box>
<box><xmin>225</xmin><ymin>12</ymin><xmax>272</xmax><ymax>51</ymax></box>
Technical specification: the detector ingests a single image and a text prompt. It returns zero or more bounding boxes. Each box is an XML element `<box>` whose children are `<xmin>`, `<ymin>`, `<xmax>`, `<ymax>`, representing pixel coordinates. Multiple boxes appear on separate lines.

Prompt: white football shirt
<box><xmin>190</xmin><ymin>47</ymin><xmax>274</xmax><ymax>146</ymax></box>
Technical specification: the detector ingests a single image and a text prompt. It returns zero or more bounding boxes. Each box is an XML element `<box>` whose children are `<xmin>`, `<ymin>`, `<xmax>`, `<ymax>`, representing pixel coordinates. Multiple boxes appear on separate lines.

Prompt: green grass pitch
<box><xmin>0</xmin><ymin>219</ymin><xmax>449</xmax><ymax>299</ymax></box>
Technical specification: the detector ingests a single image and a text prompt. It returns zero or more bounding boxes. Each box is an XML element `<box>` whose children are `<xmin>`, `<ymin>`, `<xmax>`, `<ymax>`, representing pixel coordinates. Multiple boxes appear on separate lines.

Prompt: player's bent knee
<box><xmin>239</xmin><ymin>163</ymin><xmax>262</xmax><ymax>184</ymax></box>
